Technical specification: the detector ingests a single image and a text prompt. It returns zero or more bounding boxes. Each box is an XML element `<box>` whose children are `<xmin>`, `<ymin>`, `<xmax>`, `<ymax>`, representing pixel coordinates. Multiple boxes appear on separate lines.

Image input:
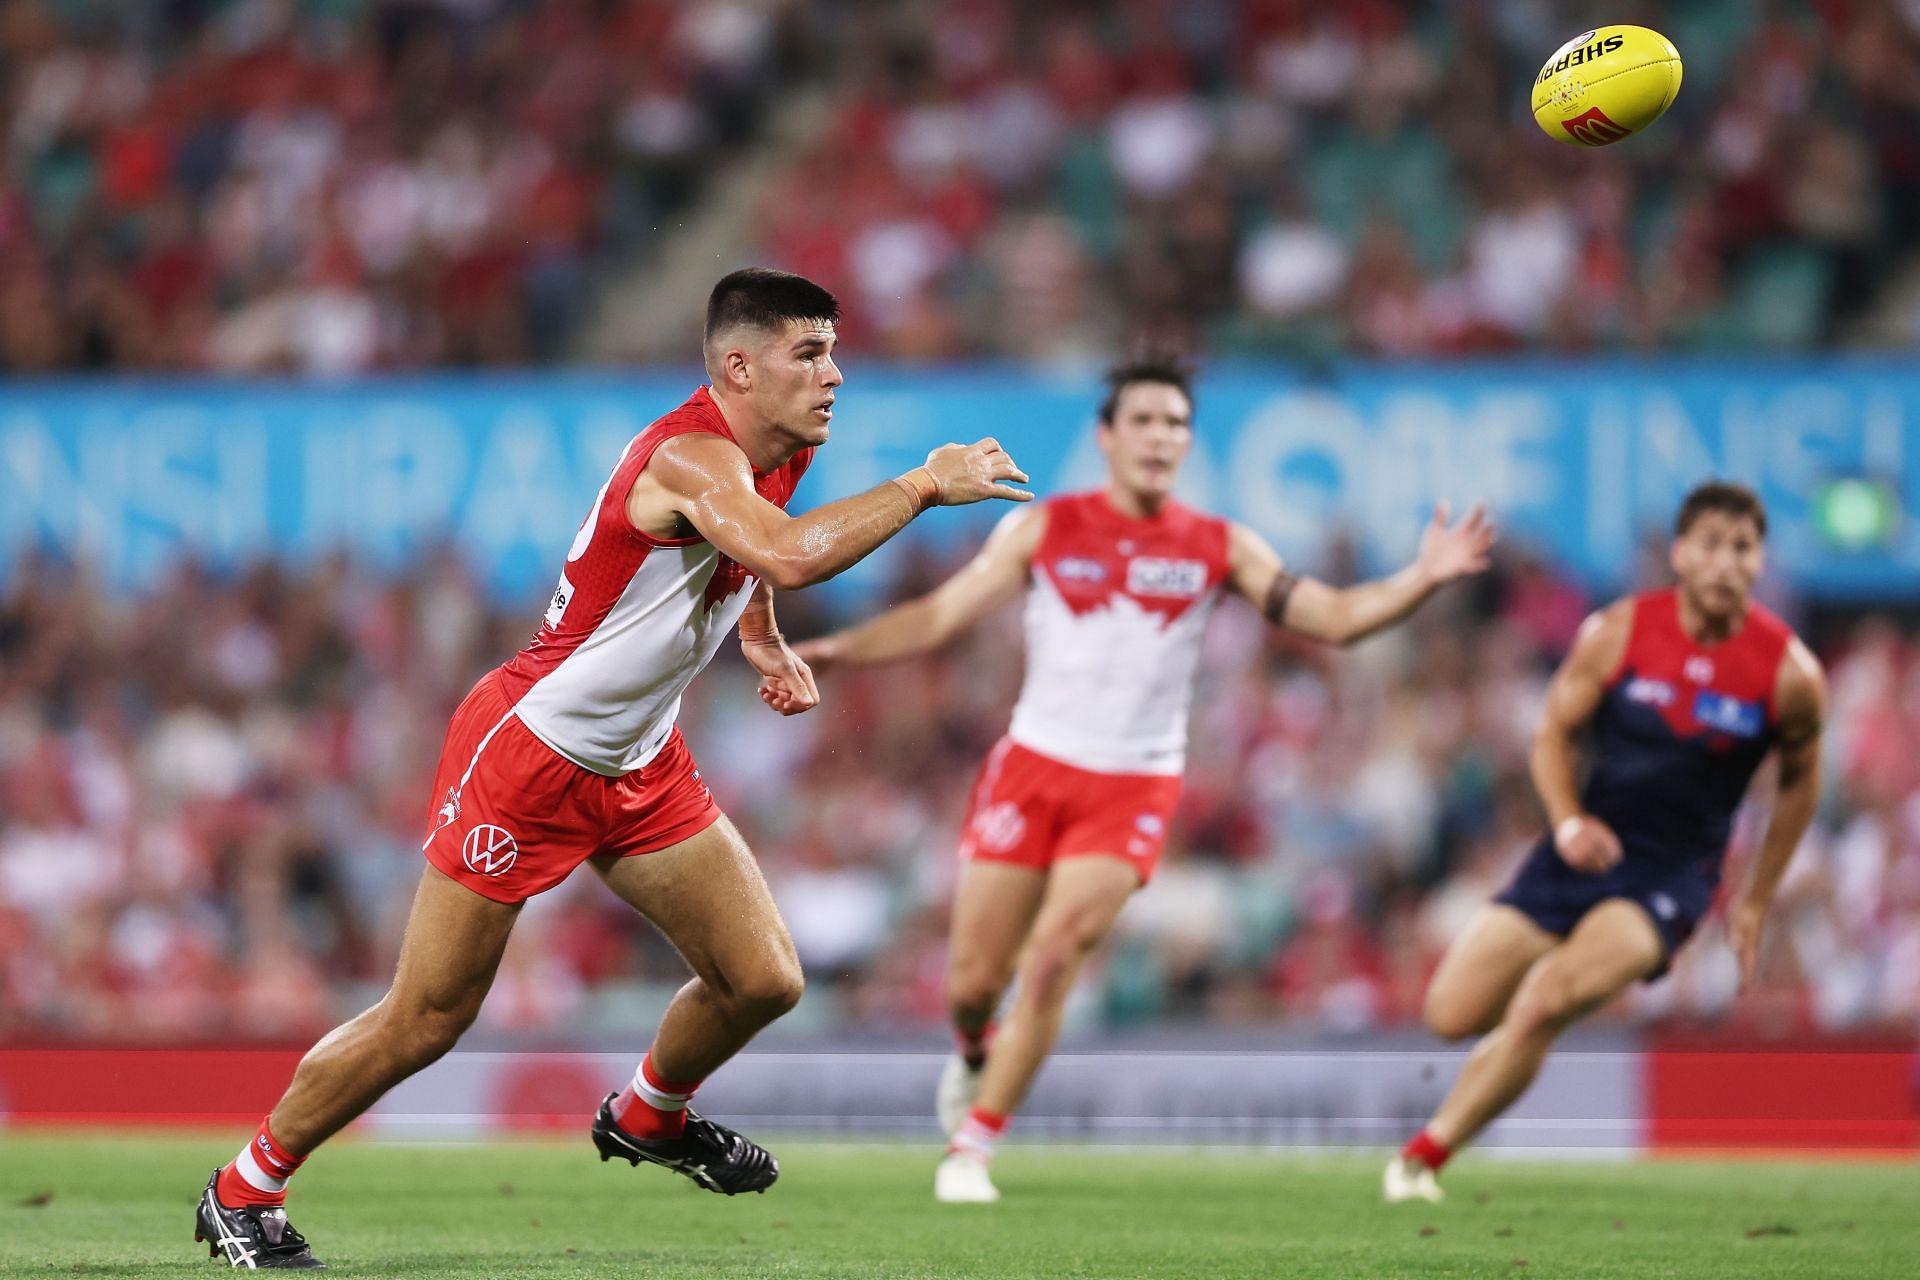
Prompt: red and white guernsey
<box><xmin>497</xmin><ymin>387</ymin><xmax>811</xmax><ymax>776</ymax></box>
<box><xmin>1006</xmin><ymin>492</ymin><xmax>1232</xmax><ymax>775</ymax></box>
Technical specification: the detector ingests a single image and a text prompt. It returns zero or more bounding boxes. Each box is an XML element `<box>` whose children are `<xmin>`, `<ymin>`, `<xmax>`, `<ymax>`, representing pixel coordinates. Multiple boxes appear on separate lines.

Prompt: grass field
<box><xmin>2</xmin><ymin>1133</ymin><xmax>1915</xmax><ymax>1278</ymax></box>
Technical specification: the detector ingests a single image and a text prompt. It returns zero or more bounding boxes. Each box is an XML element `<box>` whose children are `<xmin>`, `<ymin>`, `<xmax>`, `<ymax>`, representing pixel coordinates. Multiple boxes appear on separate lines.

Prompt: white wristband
<box><xmin>1554</xmin><ymin>816</ymin><xmax>1586</xmax><ymax>846</ymax></box>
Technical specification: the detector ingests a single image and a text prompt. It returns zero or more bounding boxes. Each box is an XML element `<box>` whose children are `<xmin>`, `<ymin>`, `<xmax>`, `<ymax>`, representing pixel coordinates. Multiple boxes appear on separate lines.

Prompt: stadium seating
<box><xmin>4</xmin><ymin>547</ymin><xmax>1916</xmax><ymax>1041</ymax></box>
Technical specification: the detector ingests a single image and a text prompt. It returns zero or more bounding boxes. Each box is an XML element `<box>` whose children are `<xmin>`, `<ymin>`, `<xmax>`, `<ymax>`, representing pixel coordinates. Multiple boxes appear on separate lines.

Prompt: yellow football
<box><xmin>1531</xmin><ymin>25</ymin><xmax>1682</xmax><ymax>147</ymax></box>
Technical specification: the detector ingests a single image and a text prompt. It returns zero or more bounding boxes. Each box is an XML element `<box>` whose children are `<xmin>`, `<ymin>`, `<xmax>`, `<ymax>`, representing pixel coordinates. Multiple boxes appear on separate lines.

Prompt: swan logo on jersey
<box><xmin>1127</xmin><ymin>558</ymin><xmax>1208</xmax><ymax>598</ymax></box>
<box><xmin>971</xmin><ymin>802</ymin><xmax>1027</xmax><ymax>853</ymax></box>
<box><xmin>463</xmin><ymin>824</ymin><xmax>519</xmax><ymax>877</ymax></box>
<box><xmin>1684</xmin><ymin>655</ymin><xmax>1714</xmax><ymax>685</ymax></box>
<box><xmin>702</xmin><ymin>555</ymin><xmax>752</xmax><ymax>614</ymax></box>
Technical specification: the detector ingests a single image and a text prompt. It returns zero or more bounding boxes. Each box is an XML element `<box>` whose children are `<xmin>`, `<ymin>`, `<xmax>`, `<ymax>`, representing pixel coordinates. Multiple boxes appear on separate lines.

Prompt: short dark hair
<box><xmin>705</xmin><ymin>268</ymin><xmax>839</xmax><ymax>344</ymax></box>
<box><xmin>1097</xmin><ymin>354</ymin><xmax>1195</xmax><ymax>426</ymax></box>
<box><xmin>1675</xmin><ymin>480</ymin><xmax>1767</xmax><ymax>538</ymax></box>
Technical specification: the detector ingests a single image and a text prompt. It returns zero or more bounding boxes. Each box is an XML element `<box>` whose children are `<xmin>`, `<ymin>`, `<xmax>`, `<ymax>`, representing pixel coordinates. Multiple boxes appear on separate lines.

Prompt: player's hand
<box><xmin>791</xmin><ymin>637</ymin><xmax>834</xmax><ymax>677</ymax></box>
<box><xmin>742</xmin><ymin>635</ymin><xmax>819</xmax><ymax>716</ymax></box>
<box><xmin>1553</xmin><ymin>814</ymin><xmax>1623</xmax><ymax>875</ymax></box>
<box><xmin>1727</xmin><ymin>893</ymin><xmax>1768</xmax><ymax>990</ymax></box>
<box><xmin>922</xmin><ymin>439</ymin><xmax>1032</xmax><ymax>506</ymax></box>
<box><xmin>1416</xmin><ymin>502</ymin><xmax>1496</xmax><ymax>583</ymax></box>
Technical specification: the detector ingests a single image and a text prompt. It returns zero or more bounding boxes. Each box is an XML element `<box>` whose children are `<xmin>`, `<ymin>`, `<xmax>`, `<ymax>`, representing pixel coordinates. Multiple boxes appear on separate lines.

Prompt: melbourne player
<box><xmin>1385</xmin><ymin>482</ymin><xmax>1826</xmax><ymax>1204</ymax></box>
<box><xmin>798</xmin><ymin>357</ymin><xmax>1495</xmax><ymax>1203</ymax></box>
<box><xmin>193</xmin><ymin>269</ymin><xmax>1032</xmax><ymax>1269</ymax></box>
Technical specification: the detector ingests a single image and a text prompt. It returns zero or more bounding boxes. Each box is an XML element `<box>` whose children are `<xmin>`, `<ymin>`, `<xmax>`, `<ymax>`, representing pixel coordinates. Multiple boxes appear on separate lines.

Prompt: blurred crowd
<box><xmin>6</xmin><ymin>1</ymin><xmax>1920</xmax><ymax>374</ymax></box>
<box><xmin>760</xmin><ymin>0</ymin><xmax>1920</xmax><ymax>359</ymax></box>
<box><xmin>5</xmin><ymin>539</ymin><xmax>1918</xmax><ymax>1044</ymax></box>
<box><xmin>0</xmin><ymin>0</ymin><xmax>809</xmax><ymax>373</ymax></box>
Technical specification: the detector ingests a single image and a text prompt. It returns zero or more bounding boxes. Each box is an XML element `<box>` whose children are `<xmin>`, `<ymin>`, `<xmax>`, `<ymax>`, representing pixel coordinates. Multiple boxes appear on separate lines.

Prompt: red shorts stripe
<box><xmin>421</xmin><ymin>671</ymin><xmax>720</xmax><ymax>903</ymax></box>
<box><xmin>956</xmin><ymin>738</ymin><xmax>1181</xmax><ymax>882</ymax></box>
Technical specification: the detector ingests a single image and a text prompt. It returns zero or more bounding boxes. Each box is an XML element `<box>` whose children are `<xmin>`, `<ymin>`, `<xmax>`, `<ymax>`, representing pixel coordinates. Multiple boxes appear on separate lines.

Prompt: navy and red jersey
<box><xmin>1579</xmin><ymin>588</ymin><xmax>1793</xmax><ymax>875</ymax></box>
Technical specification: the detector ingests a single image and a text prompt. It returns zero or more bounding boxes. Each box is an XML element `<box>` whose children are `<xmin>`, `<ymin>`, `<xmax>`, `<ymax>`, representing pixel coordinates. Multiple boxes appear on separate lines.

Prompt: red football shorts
<box><xmin>956</xmin><ymin>738</ymin><xmax>1183</xmax><ymax>883</ymax></box>
<box><xmin>421</xmin><ymin>671</ymin><xmax>720</xmax><ymax>904</ymax></box>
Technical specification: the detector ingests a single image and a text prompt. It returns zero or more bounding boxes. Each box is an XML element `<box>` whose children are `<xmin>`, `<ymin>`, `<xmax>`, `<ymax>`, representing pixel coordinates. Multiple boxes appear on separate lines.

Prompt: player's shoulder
<box><xmin>638</xmin><ymin>392</ymin><xmax>749</xmax><ymax>473</ymax></box>
<box><xmin>652</xmin><ymin>384</ymin><xmax>727</xmax><ymax>431</ymax></box>
<box><xmin>1564</xmin><ymin>594</ymin><xmax>1641</xmax><ymax>674</ymax></box>
<box><xmin>1028</xmin><ymin>489</ymin><xmax>1100</xmax><ymax>542</ymax></box>
<box><xmin>1605</xmin><ymin>588</ymin><xmax>1691</xmax><ymax>648</ymax></box>
<box><xmin>1040</xmin><ymin>489</ymin><xmax>1103</xmax><ymax>517</ymax></box>
<box><xmin>1743</xmin><ymin>598</ymin><xmax>1797</xmax><ymax>648</ymax></box>
<box><xmin>634</xmin><ymin>387</ymin><xmax>736</xmax><ymax>456</ymax></box>
<box><xmin>1773</xmin><ymin>625</ymin><xmax>1826</xmax><ymax>711</ymax></box>
<box><xmin>1587</xmin><ymin>593</ymin><xmax>1646</xmax><ymax>638</ymax></box>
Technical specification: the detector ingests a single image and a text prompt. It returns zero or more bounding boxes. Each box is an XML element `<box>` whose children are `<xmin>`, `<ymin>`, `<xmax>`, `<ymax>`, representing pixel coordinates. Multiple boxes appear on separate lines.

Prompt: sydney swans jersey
<box><xmin>1007</xmin><ymin>492</ymin><xmax>1231</xmax><ymax>775</ymax></box>
<box><xmin>1580</xmin><ymin>588</ymin><xmax>1792</xmax><ymax>873</ymax></box>
<box><xmin>498</xmin><ymin>387</ymin><xmax>811</xmax><ymax>776</ymax></box>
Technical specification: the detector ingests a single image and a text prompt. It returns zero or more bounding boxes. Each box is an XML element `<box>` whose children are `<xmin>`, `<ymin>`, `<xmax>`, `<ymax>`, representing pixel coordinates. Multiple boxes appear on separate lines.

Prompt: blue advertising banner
<box><xmin>4</xmin><ymin>361</ymin><xmax>1918</xmax><ymax>603</ymax></box>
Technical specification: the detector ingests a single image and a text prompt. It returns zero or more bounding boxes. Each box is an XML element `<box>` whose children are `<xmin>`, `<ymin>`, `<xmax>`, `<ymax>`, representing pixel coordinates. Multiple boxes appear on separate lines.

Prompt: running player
<box><xmin>797</xmin><ymin>357</ymin><xmax>1495</xmax><ymax>1203</ymax></box>
<box><xmin>1385</xmin><ymin>481</ymin><xmax>1826</xmax><ymax>1204</ymax></box>
<box><xmin>193</xmin><ymin>268</ymin><xmax>1032</xmax><ymax>1269</ymax></box>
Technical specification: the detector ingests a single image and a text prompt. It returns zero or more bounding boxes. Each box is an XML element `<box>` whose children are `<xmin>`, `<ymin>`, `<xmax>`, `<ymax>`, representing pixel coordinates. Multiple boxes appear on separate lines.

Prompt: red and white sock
<box><xmin>947</xmin><ymin>1105</ymin><xmax>1009</xmax><ymax>1163</ymax></box>
<box><xmin>954</xmin><ymin>1022</ymin><xmax>996</xmax><ymax>1070</ymax></box>
<box><xmin>215</xmin><ymin>1117</ymin><xmax>307</xmax><ymax>1208</ymax></box>
<box><xmin>611</xmin><ymin>1054</ymin><xmax>702</xmax><ymax>1141</ymax></box>
<box><xmin>1401</xmin><ymin>1130</ymin><xmax>1453</xmax><ymax>1172</ymax></box>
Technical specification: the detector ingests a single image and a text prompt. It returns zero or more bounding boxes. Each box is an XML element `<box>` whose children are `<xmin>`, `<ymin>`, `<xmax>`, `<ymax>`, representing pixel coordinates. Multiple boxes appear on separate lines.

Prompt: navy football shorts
<box><xmin>1494</xmin><ymin>836</ymin><xmax>1718</xmax><ymax>979</ymax></box>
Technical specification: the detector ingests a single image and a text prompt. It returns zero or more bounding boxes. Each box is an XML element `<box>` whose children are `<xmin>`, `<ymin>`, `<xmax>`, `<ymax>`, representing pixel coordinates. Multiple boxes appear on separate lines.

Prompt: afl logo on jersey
<box><xmin>1624</xmin><ymin>677</ymin><xmax>1675</xmax><ymax>707</ymax></box>
<box><xmin>1127</xmin><ymin>558</ymin><xmax>1208</xmax><ymax>598</ymax></box>
<box><xmin>1054</xmin><ymin>557</ymin><xmax>1109</xmax><ymax>583</ymax></box>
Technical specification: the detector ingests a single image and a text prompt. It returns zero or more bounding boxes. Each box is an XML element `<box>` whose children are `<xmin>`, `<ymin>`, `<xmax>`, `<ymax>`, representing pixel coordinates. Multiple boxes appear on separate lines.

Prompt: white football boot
<box><xmin>936</xmin><ymin>1052</ymin><xmax>984</xmax><ymax>1137</ymax></box>
<box><xmin>1382</xmin><ymin>1154</ymin><xmax>1446</xmax><ymax>1204</ymax></box>
<box><xmin>934</xmin><ymin>1151</ymin><xmax>1001</xmax><ymax>1204</ymax></box>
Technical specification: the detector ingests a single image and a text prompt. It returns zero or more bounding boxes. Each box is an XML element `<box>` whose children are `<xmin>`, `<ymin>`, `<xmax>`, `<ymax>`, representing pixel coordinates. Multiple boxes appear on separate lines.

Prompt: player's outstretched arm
<box><xmin>739</xmin><ymin>580</ymin><xmax>820</xmax><ymax>717</ymax></box>
<box><xmin>1532</xmin><ymin>603</ymin><xmax>1634</xmax><ymax>875</ymax></box>
<box><xmin>630</xmin><ymin>434</ymin><xmax>1031</xmax><ymax>591</ymax></box>
<box><xmin>1226</xmin><ymin>503</ymin><xmax>1495</xmax><ymax>648</ymax></box>
<box><xmin>1727</xmin><ymin>640</ymin><xmax>1827</xmax><ymax>987</ymax></box>
<box><xmin>796</xmin><ymin>506</ymin><xmax>1046</xmax><ymax>674</ymax></box>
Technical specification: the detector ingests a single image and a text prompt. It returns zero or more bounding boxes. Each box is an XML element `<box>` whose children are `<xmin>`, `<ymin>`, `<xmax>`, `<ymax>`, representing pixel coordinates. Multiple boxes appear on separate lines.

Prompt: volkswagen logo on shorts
<box><xmin>463</xmin><ymin>824</ymin><xmax>519</xmax><ymax>877</ymax></box>
<box><xmin>973</xmin><ymin>802</ymin><xmax>1027</xmax><ymax>854</ymax></box>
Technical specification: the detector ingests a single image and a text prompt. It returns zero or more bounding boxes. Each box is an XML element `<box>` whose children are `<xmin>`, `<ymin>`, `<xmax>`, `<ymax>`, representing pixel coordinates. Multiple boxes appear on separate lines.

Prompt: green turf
<box><xmin>2</xmin><ymin>1133</ymin><xmax>1915</xmax><ymax>1278</ymax></box>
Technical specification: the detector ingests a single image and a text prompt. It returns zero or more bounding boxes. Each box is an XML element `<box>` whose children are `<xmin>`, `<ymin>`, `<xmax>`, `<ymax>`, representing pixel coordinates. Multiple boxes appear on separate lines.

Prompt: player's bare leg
<box><xmin>198</xmin><ymin>868</ymin><xmax>520</xmax><ymax>1266</ymax></box>
<box><xmin>585</xmin><ymin>816</ymin><xmax>801</xmax><ymax>1193</ymax></box>
<box><xmin>1385</xmin><ymin>904</ymin><xmax>1555</xmax><ymax>1203</ymax></box>
<box><xmin>1388</xmin><ymin>900</ymin><xmax>1662</xmax><ymax>1203</ymax></box>
<box><xmin>939</xmin><ymin>855</ymin><xmax>1138</xmax><ymax>1203</ymax></box>
<box><xmin>1421</xmin><ymin>905</ymin><xmax>1560</xmax><ymax>1042</ymax></box>
<box><xmin>270</xmin><ymin>868</ymin><xmax>522</xmax><ymax>1150</ymax></box>
<box><xmin>975</xmin><ymin>856</ymin><xmax>1138</xmax><ymax>1113</ymax></box>
<box><xmin>938</xmin><ymin>861</ymin><xmax>1048</xmax><ymax>1134</ymax></box>
<box><xmin>593</xmin><ymin>815</ymin><xmax>803</xmax><ymax>1078</ymax></box>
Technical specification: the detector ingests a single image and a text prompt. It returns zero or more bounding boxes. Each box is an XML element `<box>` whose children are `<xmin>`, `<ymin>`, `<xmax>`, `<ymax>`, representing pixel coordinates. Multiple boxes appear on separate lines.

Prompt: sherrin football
<box><xmin>1532</xmin><ymin>25</ymin><xmax>1682</xmax><ymax>147</ymax></box>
